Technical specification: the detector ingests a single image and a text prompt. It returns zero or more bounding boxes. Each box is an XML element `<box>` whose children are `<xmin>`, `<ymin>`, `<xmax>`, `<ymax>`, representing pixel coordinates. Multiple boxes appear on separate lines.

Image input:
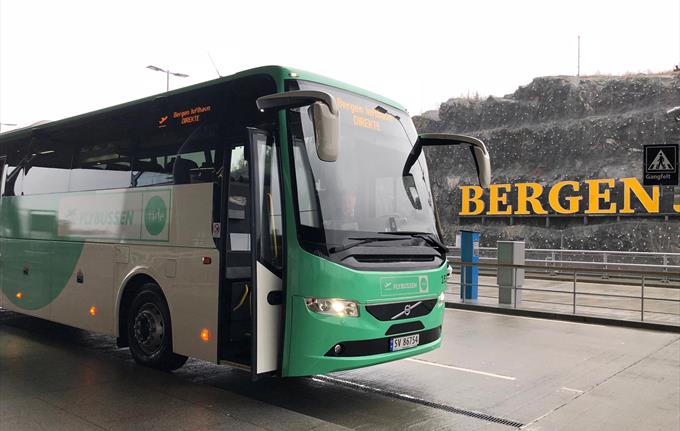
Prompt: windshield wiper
<box><xmin>329</xmin><ymin>235</ymin><xmax>405</xmax><ymax>254</ymax></box>
<box><xmin>379</xmin><ymin>231</ymin><xmax>448</xmax><ymax>254</ymax></box>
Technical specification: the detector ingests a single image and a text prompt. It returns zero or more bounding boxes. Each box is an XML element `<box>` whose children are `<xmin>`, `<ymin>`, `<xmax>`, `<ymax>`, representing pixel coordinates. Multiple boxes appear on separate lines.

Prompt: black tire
<box><xmin>127</xmin><ymin>283</ymin><xmax>188</xmax><ymax>371</ymax></box>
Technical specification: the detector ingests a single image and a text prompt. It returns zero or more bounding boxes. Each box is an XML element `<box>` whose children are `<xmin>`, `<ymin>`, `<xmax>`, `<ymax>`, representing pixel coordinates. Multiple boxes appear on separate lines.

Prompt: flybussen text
<box><xmin>460</xmin><ymin>177</ymin><xmax>680</xmax><ymax>216</ymax></box>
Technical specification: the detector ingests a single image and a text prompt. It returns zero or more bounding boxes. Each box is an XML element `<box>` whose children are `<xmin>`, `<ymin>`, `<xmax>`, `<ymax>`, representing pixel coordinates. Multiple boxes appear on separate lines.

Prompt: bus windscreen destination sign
<box><xmin>157</xmin><ymin>105</ymin><xmax>212</xmax><ymax>129</ymax></box>
<box><xmin>644</xmin><ymin>144</ymin><xmax>678</xmax><ymax>186</ymax></box>
<box><xmin>336</xmin><ymin>97</ymin><xmax>394</xmax><ymax>132</ymax></box>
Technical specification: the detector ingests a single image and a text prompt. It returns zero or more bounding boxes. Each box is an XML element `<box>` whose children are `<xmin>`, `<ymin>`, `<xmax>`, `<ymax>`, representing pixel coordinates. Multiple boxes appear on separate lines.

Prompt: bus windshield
<box><xmin>287</xmin><ymin>81</ymin><xmax>438</xmax><ymax>253</ymax></box>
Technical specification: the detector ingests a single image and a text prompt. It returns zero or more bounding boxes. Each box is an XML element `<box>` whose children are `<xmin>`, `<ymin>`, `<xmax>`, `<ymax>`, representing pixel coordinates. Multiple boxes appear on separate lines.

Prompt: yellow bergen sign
<box><xmin>459</xmin><ymin>177</ymin><xmax>677</xmax><ymax>216</ymax></box>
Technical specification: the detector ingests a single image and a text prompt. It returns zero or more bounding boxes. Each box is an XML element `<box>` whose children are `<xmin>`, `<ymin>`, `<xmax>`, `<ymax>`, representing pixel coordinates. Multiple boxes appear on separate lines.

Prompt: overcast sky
<box><xmin>0</xmin><ymin>0</ymin><xmax>678</xmax><ymax>129</ymax></box>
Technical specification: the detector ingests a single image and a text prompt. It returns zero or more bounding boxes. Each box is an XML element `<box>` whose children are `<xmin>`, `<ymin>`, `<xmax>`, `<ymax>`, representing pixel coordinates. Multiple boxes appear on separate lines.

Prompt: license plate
<box><xmin>390</xmin><ymin>334</ymin><xmax>420</xmax><ymax>351</ymax></box>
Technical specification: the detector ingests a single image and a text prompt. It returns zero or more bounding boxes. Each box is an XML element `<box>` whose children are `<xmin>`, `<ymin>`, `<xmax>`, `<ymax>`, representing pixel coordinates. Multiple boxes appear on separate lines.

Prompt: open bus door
<box><xmin>219</xmin><ymin>128</ymin><xmax>284</xmax><ymax>377</ymax></box>
<box><xmin>0</xmin><ymin>156</ymin><xmax>4</xmax><ymax>309</ymax></box>
<box><xmin>0</xmin><ymin>156</ymin><xmax>5</xmax><ymax>193</ymax></box>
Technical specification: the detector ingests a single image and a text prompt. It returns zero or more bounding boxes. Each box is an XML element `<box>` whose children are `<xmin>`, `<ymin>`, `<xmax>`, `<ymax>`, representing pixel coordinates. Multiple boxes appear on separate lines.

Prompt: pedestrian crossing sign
<box><xmin>644</xmin><ymin>144</ymin><xmax>678</xmax><ymax>185</ymax></box>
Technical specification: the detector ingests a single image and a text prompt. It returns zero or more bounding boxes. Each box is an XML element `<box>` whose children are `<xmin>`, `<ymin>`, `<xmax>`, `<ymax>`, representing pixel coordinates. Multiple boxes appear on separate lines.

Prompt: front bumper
<box><xmin>284</xmin><ymin>295</ymin><xmax>444</xmax><ymax>376</ymax></box>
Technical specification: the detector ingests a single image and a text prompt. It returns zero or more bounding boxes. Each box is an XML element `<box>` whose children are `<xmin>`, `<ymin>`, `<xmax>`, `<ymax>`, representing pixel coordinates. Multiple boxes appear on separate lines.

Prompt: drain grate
<box><xmin>312</xmin><ymin>375</ymin><xmax>525</xmax><ymax>429</ymax></box>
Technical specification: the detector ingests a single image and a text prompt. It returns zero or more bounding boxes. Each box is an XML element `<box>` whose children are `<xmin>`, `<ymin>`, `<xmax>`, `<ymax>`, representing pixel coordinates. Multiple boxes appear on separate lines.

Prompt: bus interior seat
<box><xmin>169</xmin><ymin>157</ymin><xmax>198</xmax><ymax>184</ymax></box>
<box><xmin>99</xmin><ymin>162</ymin><xmax>131</xmax><ymax>171</ymax></box>
<box><xmin>134</xmin><ymin>160</ymin><xmax>164</xmax><ymax>173</ymax></box>
<box><xmin>197</xmin><ymin>161</ymin><xmax>215</xmax><ymax>182</ymax></box>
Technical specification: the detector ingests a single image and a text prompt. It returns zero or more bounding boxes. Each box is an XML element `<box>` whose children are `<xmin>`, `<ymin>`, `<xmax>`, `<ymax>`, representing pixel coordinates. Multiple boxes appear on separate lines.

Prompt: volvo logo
<box><xmin>391</xmin><ymin>301</ymin><xmax>423</xmax><ymax>320</ymax></box>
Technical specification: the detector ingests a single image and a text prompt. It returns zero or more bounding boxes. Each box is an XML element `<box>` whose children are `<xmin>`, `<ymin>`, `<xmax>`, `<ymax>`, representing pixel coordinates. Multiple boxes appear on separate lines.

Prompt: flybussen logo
<box><xmin>380</xmin><ymin>276</ymin><xmax>430</xmax><ymax>296</ymax></box>
<box><xmin>58</xmin><ymin>190</ymin><xmax>171</xmax><ymax>241</ymax></box>
<box><xmin>459</xmin><ymin>177</ymin><xmax>680</xmax><ymax>216</ymax></box>
<box><xmin>144</xmin><ymin>196</ymin><xmax>168</xmax><ymax>235</ymax></box>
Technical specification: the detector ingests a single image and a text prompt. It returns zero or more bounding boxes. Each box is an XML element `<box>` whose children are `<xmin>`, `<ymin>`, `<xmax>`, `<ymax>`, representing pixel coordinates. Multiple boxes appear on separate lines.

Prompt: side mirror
<box><xmin>403</xmin><ymin>133</ymin><xmax>491</xmax><ymax>188</ymax></box>
<box><xmin>256</xmin><ymin>90</ymin><xmax>339</xmax><ymax>162</ymax></box>
<box><xmin>402</xmin><ymin>173</ymin><xmax>422</xmax><ymax>210</ymax></box>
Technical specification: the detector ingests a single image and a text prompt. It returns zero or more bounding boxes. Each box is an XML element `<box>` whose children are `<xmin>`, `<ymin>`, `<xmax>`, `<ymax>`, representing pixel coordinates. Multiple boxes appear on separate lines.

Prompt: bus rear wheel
<box><xmin>127</xmin><ymin>284</ymin><xmax>187</xmax><ymax>371</ymax></box>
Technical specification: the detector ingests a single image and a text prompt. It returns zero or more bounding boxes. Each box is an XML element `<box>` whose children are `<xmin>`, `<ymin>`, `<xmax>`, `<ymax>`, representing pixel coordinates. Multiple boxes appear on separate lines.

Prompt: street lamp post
<box><xmin>146</xmin><ymin>65</ymin><xmax>189</xmax><ymax>92</ymax></box>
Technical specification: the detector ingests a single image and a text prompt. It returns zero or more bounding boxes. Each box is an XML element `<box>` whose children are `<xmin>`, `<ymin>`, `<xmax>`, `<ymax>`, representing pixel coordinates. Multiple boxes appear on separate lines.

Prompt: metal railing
<box><xmin>450</xmin><ymin>261</ymin><xmax>680</xmax><ymax>326</ymax></box>
<box><xmin>448</xmin><ymin>246</ymin><xmax>680</xmax><ymax>282</ymax></box>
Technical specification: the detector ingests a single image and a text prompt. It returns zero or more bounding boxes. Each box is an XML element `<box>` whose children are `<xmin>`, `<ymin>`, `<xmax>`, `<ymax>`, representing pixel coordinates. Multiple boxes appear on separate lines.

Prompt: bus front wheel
<box><xmin>127</xmin><ymin>284</ymin><xmax>188</xmax><ymax>371</ymax></box>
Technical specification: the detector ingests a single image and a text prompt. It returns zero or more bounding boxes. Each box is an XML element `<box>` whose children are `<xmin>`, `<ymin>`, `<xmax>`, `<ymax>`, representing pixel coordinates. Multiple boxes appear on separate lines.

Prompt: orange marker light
<box><xmin>200</xmin><ymin>328</ymin><xmax>210</xmax><ymax>342</ymax></box>
<box><xmin>89</xmin><ymin>306</ymin><xmax>97</xmax><ymax>316</ymax></box>
<box><xmin>16</xmin><ymin>292</ymin><xmax>23</xmax><ymax>299</ymax></box>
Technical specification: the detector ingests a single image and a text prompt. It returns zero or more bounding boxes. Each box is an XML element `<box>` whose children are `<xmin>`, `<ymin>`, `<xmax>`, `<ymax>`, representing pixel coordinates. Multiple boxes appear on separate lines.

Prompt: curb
<box><xmin>445</xmin><ymin>302</ymin><xmax>680</xmax><ymax>333</ymax></box>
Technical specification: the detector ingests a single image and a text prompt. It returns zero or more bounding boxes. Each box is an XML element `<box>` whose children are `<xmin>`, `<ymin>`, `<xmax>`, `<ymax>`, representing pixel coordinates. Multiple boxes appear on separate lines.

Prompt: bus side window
<box><xmin>3</xmin><ymin>166</ymin><xmax>22</xmax><ymax>197</ymax></box>
<box><xmin>292</xmin><ymin>138</ymin><xmax>321</xmax><ymax>228</ymax></box>
<box><xmin>21</xmin><ymin>146</ymin><xmax>72</xmax><ymax>195</ymax></box>
<box><xmin>134</xmin><ymin>122</ymin><xmax>221</xmax><ymax>187</ymax></box>
<box><xmin>22</xmin><ymin>166</ymin><xmax>71</xmax><ymax>195</ymax></box>
<box><xmin>70</xmin><ymin>166</ymin><xmax>132</xmax><ymax>192</ymax></box>
<box><xmin>253</xmin><ymin>133</ymin><xmax>283</xmax><ymax>270</ymax></box>
<box><xmin>227</xmin><ymin>144</ymin><xmax>250</xmax><ymax>251</ymax></box>
<box><xmin>134</xmin><ymin>158</ymin><xmax>171</xmax><ymax>187</ymax></box>
<box><xmin>0</xmin><ymin>139</ymin><xmax>73</xmax><ymax>196</ymax></box>
<box><xmin>70</xmin><ymin>141</ymin><xmax>133</xmax><ymax>192</ymax></box>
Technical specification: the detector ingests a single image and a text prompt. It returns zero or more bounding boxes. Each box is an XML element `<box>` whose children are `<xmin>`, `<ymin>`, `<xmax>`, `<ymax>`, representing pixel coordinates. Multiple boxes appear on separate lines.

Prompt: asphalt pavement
<box><xmin>1</xmin><ymin>306</ymin><xmax>678</xmax><ymax>431</ymax></box>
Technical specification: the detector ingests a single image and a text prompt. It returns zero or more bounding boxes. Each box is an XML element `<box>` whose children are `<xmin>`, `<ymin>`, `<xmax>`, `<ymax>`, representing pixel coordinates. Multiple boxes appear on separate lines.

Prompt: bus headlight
<box><xmin>437</xmin><ymin>292</ymin><xmax>446</xmax><ymax>306</ymax></box>
<box><xmin>305</xmin><ymin>298</ymin><xmax>360</xmax><ymax>317</ymax></box>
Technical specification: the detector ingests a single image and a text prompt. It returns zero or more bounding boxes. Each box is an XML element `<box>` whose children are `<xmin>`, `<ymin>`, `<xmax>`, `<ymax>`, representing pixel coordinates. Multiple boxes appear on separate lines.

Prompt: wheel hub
<box><xmin>133</xmin><ymin>303</ymin><xmax>164</xmax><ymax>355</ymax></box>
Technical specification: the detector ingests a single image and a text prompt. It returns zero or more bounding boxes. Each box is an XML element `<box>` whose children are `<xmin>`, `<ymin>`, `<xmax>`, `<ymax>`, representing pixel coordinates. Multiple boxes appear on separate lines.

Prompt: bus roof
<box><xmin>0</xmin><ymin>65</ymin><xmax>407</xmax><ymax>143</ymax></box>
<box><xmin>279</xmin><ymin>66</ymin><xmax>407</xmax><ymax>111</ymax></box>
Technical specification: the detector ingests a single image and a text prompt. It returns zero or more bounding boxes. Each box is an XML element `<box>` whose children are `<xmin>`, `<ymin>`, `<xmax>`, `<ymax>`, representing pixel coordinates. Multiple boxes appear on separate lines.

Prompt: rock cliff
<box><xmin>414</xmin><ymin>73</ymin><xmax>680</xmax><ymax>251</ymax></box>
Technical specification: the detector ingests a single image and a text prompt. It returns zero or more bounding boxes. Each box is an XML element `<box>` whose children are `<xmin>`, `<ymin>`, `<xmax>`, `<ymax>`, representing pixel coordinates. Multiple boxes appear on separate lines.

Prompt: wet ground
<box><xmin>1</xmin><ymin>307</ymin><xmax>678</xmax><ymax>430</ymax></box>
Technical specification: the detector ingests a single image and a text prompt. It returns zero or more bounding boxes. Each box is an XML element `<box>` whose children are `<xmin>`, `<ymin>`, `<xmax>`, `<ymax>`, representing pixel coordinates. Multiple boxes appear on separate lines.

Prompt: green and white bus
<box><xmin>0</xmin><ymin>66</ymin><xmax>489</xmax><ymax>377</ymax></box>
